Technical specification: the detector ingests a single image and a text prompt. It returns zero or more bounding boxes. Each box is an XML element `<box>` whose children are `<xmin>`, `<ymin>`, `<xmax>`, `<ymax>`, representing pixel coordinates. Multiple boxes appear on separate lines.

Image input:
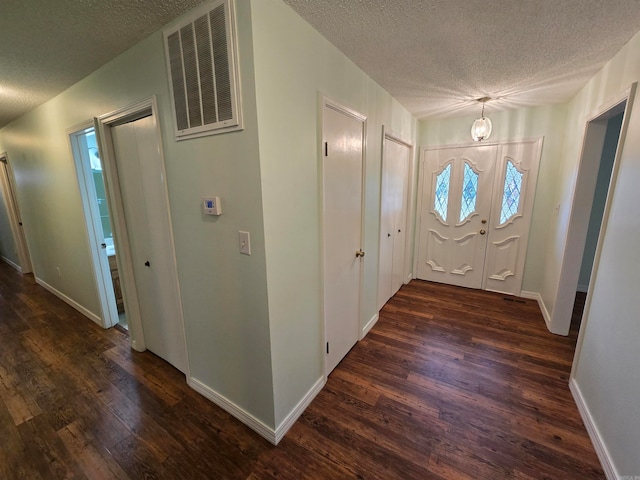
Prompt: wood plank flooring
<box><xmin>0</xmin><ymin>261</ymin><xmax>603</xmax><ymax>479</ymax></box>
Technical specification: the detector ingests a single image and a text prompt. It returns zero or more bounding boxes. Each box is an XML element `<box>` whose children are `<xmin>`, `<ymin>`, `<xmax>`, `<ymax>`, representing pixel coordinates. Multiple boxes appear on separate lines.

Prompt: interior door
<box><xmin>111</xmin><ymin>115</ymin><xmax>187</xmax><ymax>373</ymax></box>
<box><xmin>378</xmin><ymin>136</ymin><xmax>410</xmax><ymax>309</ymax></box>
<box><xmin>0</xmin><ymin>156</ymin><xmax>32</xmax><ymax>273</ymax></box>
<box><xmin>69</xmin><ymin>127</ymin><xmax>119</xmax><ymax>329</ymax></box>
<box><xmin>416</xmin><ymin>145</ymin><xmax>496</xmax><ymax>289</ymax></box>
<box><xmin>323</xmin><ymin>103</ymin><xmax>364</xmax><ymax>375</ymax></box>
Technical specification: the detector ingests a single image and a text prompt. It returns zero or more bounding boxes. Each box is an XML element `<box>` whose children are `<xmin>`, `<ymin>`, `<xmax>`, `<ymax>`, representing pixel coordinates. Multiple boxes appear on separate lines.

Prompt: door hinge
<box><xmin>326</xmin><ymin>342</ymin><xmax>329</xmax><ymax>354</ymax></box>
<box><xmin>324</xmin><ymin>142</ymin><xmax>328</xmax><ymax>157</ymax></box>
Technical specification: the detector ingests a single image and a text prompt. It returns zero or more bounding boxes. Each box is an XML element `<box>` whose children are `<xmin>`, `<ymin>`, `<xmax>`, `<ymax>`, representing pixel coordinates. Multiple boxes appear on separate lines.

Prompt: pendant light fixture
<box><xmin>471</xmin><ymin>97</ymin><xmax>492</xmax><ymax>142</ymax></box>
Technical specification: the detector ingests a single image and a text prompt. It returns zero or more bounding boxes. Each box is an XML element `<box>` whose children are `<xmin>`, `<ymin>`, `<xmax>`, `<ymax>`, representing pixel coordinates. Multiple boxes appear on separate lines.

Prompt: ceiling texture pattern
<box><xmin>0</xmin><ymin>0</ymin><xmax>205</xmax><ymax>128</ymax></box>
<box><xmin>283</xmin><ymin>0</ymin><xmax>640</xmax><ymax>118</ymax></box>
<box><xmin>1</xmin><ymin>0</ymin><xmax>640</xmax><ymax>128</ymax></box>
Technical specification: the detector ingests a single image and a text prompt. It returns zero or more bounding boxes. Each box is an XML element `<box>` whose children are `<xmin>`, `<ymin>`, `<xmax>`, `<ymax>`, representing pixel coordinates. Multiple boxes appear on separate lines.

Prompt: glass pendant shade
<box><xmin>471</xmin><ymin>115</ymin><xmax>492</xmax><ymax>142</ymax></box>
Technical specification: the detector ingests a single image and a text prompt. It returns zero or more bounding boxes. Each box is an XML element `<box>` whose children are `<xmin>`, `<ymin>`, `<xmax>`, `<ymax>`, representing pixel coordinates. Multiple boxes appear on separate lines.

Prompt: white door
<box><xmin>323</xmin><ymin>103</ymin><xmax>365</xmax><ymax>375</ymax></box>
<box><xmin>0</xmin><ymin>155</ymin><xmax>32</xmax><ymax>274</ymax></box>
<box><xmin>111</xmin><ymin>115</ymin><xmax>187</xmax><ymax>373</ymax></box>
<box><xmin>416</xmin><ymin>140</ymin><xmax>542</xmax><ymax>295</ymax></box>
<box><xmin>378</xmin><ymin>136</ymin><xmax>410</xmax><ymax>309</ymax></box>
<box><xmin>417</xmin><ymin>145</ymin><xmax>496</xmax><ymax>289</ymax></box>
<box><xmin>483</xmin><ymin>141</ymin><xmax>541</xmax><ymax>295</ymax></box>
<box><xmin>70</xmin><ymin>127</ymin><xmax>119</xmax><ymax>329</ymax></box>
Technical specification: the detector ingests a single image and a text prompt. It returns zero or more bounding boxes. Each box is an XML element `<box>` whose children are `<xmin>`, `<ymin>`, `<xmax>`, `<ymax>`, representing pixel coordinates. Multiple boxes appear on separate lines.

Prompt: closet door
<box><xmin>378</xmin><ymin>136</ymin><xmax>411</xmax><ymax>309</ymax></box>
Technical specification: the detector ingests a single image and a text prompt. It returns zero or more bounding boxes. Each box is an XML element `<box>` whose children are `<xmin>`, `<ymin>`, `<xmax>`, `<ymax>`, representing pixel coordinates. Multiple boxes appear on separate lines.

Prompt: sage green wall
<box><xmin>568</xmin><ymin>30</ymin><xmax>640</xmax><ymax>477</ymax></box>
<box><xmin>250</xmin><ymin>0</ymin><xmax>417</xmax><ymax>426</ymax></box>
<box><xmin>0</xmin><ymin>0</ymin><xmax>275</xmax><ymax>427</ymax></box>
<box><xmin>418</xmin><ymin>104</ymin><xmax>568</xmax><ymax>294</ymax></box>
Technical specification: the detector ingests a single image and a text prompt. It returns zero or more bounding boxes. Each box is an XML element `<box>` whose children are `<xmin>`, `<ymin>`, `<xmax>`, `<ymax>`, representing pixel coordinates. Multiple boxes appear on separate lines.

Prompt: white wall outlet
<box><xmin>202</xmin><ymin>196</ymin><xmax>222</xmax><ymax>215</ymax></box>
<box><xmin>239</xmin><ymin>231</ymin><xmax>251</xmax><ymax>255</ymax></box>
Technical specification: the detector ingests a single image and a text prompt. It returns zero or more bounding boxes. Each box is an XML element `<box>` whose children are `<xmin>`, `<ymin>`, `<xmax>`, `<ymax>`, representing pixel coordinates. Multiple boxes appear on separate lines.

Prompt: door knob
<box><xmin>387</xmin><ymin>233</ymin><xmax>391</xmax><ymax>238</ymax></box>
<box><xmin>479</xmin><ymin>229</ymin><xmax>486</xmax><ymax>235</ymax></box>
<box><xmin>101</xmin><ymin>243</ymin><xmax>107</xmax><ymax>249</ymax></box>
<box><xmin>481</xmin><ymin>219</ymin><xmax>487</xmax><ymax>224</ymax></box>
<box><xmin>355</xmin><ymin>250</ymin><xmax>365</xmax><ymax>258</ymax></box>
<box><xmin>144</xmin><ymin>260</ymin><xmax>151</xmax><ymax>267</ymax></box>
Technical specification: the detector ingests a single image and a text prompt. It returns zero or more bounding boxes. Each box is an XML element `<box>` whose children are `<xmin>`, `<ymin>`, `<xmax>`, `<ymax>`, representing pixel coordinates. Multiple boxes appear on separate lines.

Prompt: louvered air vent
<box><xmin>164</xmin><ymin>0</ymin><xmax>243</xmax><ymax>140</ymax></box>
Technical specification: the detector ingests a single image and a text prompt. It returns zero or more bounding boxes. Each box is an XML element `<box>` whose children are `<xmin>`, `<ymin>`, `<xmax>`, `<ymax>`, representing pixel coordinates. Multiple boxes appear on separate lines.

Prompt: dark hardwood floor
<box><xmin>0</xmin><ymin>261</ymin><xmax>603</xmax><ymax>479</ymax></box>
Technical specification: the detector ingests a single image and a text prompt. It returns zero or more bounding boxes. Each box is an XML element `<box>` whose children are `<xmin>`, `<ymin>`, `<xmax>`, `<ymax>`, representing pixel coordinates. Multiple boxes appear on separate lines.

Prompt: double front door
<box><xmin>416</xmin><ymin>140</ymin><xmax>542</xmax><ymax>295</ymax></box>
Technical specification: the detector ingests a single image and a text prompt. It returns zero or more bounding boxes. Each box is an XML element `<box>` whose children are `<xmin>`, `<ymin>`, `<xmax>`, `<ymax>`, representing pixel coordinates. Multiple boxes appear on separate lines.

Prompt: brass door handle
<box><xmin>479</xmin><ymin>229</ymin><xmax>486</xmax><ymax>235</ymax></box>
<box><xmin>355</xmin><ymin>249</ymin><xmax>365</xmax><ymax>258</ymax></box>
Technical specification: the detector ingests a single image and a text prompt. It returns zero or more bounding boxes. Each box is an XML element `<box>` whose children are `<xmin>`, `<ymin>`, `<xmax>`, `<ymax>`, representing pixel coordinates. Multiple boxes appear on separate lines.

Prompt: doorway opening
<box><xmin>0</xmin><ymin>152</ymin><xmax>32</xmax><ymax>274</ymax></box>
<box><xmin>70</xmin><ymin>126</ymin><xmax>126</xmax><ymax>330</ymax></box>
<box><xmin>572</xmin><ymin>113</ymin><xmax>623</xmax><ymax>330</ymax></box>
<box><xmin>550</xmin><ymin>83</ymin><xmax>635</xmax><ymax>336</ymax></box>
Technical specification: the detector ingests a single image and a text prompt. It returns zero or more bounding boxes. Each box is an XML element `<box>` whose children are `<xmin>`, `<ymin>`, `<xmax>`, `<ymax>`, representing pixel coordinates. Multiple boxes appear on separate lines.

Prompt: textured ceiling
<box><xmin>0</xmin><ymin>0</ymin><xmax>207</xmax><ymax>128</ymax></box>
<box><xmin>1</xmin><ymin>1</ymin><xmax>640</xmax><ymax>128</ymax></box>
<box><xmin>283</xmin><ymin>0</ymin><xmax>640</xmax><ymax>119</ymax></box>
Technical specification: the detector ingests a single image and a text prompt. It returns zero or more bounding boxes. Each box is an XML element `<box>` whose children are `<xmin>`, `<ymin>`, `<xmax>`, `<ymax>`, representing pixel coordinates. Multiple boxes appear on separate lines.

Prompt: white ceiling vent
<box><xmin>164</xmin><ymin>0</ymin><xmax>242</xmax><ymax>140</ymax></box>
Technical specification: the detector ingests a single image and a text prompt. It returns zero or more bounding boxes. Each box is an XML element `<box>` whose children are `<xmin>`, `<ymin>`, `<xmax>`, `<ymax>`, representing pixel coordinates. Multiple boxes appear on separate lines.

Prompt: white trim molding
<box><xmin>189</xmin><ymin>375</ymin><xmax>325</xmax><ymax>446</ymax></box>
<box><xmin>570</xmin><ymin>379</ymin><xmax>618</xmax><ymax>479</ymax></box>
<box><xmin>361</xmin><ymin>313</ymin><xmax>380</xmax><ymax>340</ymax></box>
<box><xmin>520</xmin><ymin>290</ymin><xmax>552</xmax><ymax>332</ymax></box>
<box><xmin>1</xmin><ymin>255</ymin><xmax>22</xmax><ymax>273</ymax></box>
<box><xmin>188</xmin><ymin>377</ymin><xmax>276</xmax><ymax>444</ymax></box>
<box><xmin>275</xmin><ymin>377</ymin><xmax>325</xmax><ymax>444</ymax></box>
<box><xmin>35</xmin><ymin>277</ymin><xmax>102</xmax><ymax>326</ymax></box>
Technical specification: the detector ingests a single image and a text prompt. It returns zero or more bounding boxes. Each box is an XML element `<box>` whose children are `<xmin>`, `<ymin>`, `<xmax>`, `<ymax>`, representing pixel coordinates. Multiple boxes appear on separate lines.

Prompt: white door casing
<box><xmin>416</xmin><ymin>139</ymin><xmax>542</xmax><ymax>295</ymax></box>
<box><xmin>322</xmin><ymin>101</ymin><xmax>365</xmax><ymax>376</ymax></box>
<box><xmin>96</xmin><ymin>97</ymin><xmax>189</xmax><ymax>374</ymax></box>
<box><xmin>417</xmin><ymin>145</ymin><xmax>496</xmax><ymax>289</ymax></box>
<box><xmin>378</xmin><ymin>134</ymin><xmax>411</xmax><ymax>309</ymax></box>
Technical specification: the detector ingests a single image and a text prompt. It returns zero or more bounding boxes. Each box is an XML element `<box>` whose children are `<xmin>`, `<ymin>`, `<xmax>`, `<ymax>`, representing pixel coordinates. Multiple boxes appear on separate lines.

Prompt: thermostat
<box><xmin>202</xmin><ymin>196</ymin><xmax>222</xmax><ymax>215</ymax></box>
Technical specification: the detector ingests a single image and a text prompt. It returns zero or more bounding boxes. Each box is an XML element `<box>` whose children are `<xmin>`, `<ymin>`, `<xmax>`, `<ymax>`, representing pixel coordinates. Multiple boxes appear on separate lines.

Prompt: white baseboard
<box><xmin>275</xmin><ymin>377</ymin><xmax>325</xmax><ymax>444</ymax></box>
<box><xmin>35</xmin><ymin>277</ymin><xmax>102</xmax><ymax>326</ymax></box>
<box><xmin>189</xmin><ymin>376</ymin><xmax>326</xmax><ymax>446</ymax></box>
<box><xmin>2</xmin><ymin>255</ymin><xmax>22</xmax><ymax>273</ymax></box>
<box><xmin>521</xmin><ymin>290</ymin><xmax>552</xmax><ymax>332</ymax></box>
<box><xmin>569</xmin><ymin>379</ymin><xmax>617</xmax><ymax>479</ymax></box>
<box><xmin>188</xmin><ymin>377</ymin><xmax>277</xmax><ymax>444</ymax></box>
<box><xmin>361</xmin><ymin>313</ymin><xmax>379</xmax><ymax>340</ymax></box>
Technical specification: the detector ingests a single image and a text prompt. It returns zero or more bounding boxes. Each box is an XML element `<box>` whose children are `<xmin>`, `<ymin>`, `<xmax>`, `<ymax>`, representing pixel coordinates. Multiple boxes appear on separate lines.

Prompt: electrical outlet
<box><xmin>238</xmin><ymin>231</ymin><xmax>251</xmax><ymax>255</ymax></box>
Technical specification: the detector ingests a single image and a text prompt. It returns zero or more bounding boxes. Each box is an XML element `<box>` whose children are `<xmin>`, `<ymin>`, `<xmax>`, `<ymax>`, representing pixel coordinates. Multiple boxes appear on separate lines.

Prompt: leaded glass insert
<box><xmin>500</xmin><ymin>160</ymin><xmax>523</xmax><ymax>224</ymax></box>
<box><xmin>459</xmin><ymin>162</ymin><xmax>478</xmax><ymax>222</ymax></box>
<box><xmin>434</xmin><ymin>163</ymin><xmax>451</xmax><ymax>221</ymax></box>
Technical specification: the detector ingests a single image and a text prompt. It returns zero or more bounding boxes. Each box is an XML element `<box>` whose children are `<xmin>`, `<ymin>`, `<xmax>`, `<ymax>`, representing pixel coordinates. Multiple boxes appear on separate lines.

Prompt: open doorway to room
<box><xmin>552</xmin><ymin>83</ymin><xmax>635</xmax><ymax>336</ymax></box>
<box><xmin>0</xmin><ymin>152</ymin><xmax>33</xmax><ymax>274</ymax></box>
<box><xmin>571</xmin><ymin>113</ymin><xmax>624</xmax><ymax>331</ymax></box>
<box><xmin>70</xmin><ymin>126</ymin><xmax>127</xmax><ymax>331</ymax></box>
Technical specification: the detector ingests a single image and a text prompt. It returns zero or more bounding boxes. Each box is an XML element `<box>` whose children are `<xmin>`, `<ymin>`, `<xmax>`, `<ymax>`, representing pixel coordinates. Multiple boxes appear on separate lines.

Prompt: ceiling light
<box><xmin>471</xmin><ymin>97</ymin><xmax>492</xmax><ymax>142</ymax></box>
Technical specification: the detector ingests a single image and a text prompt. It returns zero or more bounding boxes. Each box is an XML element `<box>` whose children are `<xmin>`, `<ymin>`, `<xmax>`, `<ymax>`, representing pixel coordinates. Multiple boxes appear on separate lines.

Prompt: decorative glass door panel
<box><xmin>417</xmin><ymin>140</ymin><xmax>542</xmax><ymax>296</ymax></box>
<box><xmin>417</xmin><ymin>146</ymin><xmax>496</xmax><ymax>289</ymax></box>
